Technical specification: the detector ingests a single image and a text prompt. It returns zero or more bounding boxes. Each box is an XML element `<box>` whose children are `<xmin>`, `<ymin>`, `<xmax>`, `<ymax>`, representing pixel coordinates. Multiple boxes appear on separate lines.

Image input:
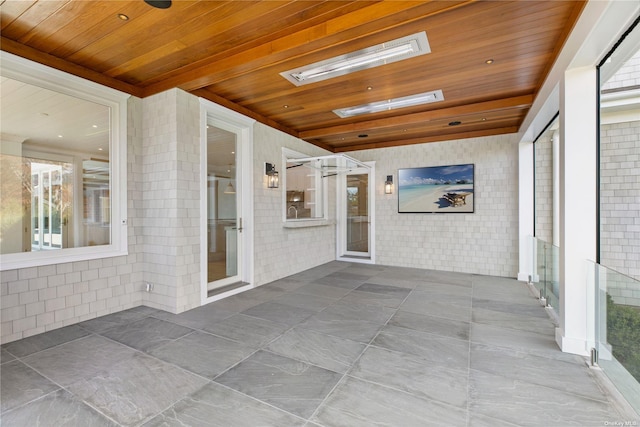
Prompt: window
<box><xmin>0</xmin><ymin>52</ymin><xmax>128</xmax><ymax>270</ymax></box>
<box><xmin>283</xmin><ymin>148</ymin><xmax>328</xmax><ymax>222</ymax></box>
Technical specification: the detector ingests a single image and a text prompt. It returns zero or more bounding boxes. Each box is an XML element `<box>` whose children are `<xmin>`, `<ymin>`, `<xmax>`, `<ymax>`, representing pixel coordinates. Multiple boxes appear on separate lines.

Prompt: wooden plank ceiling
<box><xmin>0</xmin><ymin>0</ymin><xmax>585</xmax><ymax>152</ymax></box>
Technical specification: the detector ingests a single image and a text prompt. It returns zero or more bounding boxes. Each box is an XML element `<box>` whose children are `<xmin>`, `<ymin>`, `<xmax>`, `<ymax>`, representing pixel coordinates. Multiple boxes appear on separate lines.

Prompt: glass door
<box><xmin>206</xmin><ymin>124</ymin><xmax>241</xmax><ymax>290</ymax></box>
<box><xmin>339</xmin><ymin>164</ymin><xmax>374</xmax><ymax>262</ymax></box>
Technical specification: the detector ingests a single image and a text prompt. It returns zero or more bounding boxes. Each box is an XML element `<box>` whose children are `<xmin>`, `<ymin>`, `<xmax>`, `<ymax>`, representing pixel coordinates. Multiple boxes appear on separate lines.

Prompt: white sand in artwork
<box><xmin>400</xmin><ymin>184</ymin><xmax>474</xmax><ymax>212</ymax></box>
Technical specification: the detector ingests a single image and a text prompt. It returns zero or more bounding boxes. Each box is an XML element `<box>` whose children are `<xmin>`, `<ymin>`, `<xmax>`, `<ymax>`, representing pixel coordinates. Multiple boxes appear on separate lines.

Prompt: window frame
<box><xmin>0</xmin><ymin>52</ymin><xmax>129</xmax><ymax>271</ymax></box>
<box><xmin>281</xmin><ymin>148</ymin><xmax>329</xmax><ymax>224</ymax></box>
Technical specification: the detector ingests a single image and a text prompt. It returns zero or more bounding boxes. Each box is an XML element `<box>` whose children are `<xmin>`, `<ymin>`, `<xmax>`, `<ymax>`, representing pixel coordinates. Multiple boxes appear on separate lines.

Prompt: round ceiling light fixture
<box><xmin>144</xmin><ymin>0</ymin><xmax>172</xmax><ymax>9</ymax></box>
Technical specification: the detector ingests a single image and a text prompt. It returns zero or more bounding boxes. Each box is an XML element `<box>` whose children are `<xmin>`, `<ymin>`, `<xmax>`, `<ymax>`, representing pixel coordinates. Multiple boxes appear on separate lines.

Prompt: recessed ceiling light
<box><xmin>334</xmin><ymin>90</ymin><xmax>444</xmax><ymax>118</ymax></box>
<box><xmin>283</xmin><ymin>105</ymin><xmax>289</xmax><ymax>109</ymax></box>
<box><xmin>57</xmin><ymin>135</ymin><xmax>63</xmax><ymax>138</ymax></box>
<box><xmin>92</xmin><ymin>124</ymin><xmax>98</xmax><ymax>128</ymax></box>
<box><xmin>485</xmin><ymin>59</ymin><xmax>494</xmax><ymax>64</ymax></box>
<box><xmin>281</xmin><ymin>31</ymin><xmax>430</xmax><ymax>86</ymax></box>
<box><xmin>231</xmin><ymin>151</ymin><xmax>235</xmax><ymax>154</ymax></box>
<box><xmin>118</xmin><ymin>13</ymin><xmax>129</xmax><ymax>21</ymax></box>
<box><xmin>98</xmin><ymin>148</ymin><xmax>103</xmax><ymax>151</ymax></box>
<box><xmin>367</xmin><ymin>86</ymin><xmax>373</xmax><ymax>91</ymax></box>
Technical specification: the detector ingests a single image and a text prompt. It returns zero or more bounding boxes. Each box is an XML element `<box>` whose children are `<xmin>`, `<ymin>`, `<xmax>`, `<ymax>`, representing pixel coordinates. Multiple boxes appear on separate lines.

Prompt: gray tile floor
<box><xmin>0</xmin><ymin>261</ymin><xmax>635</xmax><ymax>426</ymax></box>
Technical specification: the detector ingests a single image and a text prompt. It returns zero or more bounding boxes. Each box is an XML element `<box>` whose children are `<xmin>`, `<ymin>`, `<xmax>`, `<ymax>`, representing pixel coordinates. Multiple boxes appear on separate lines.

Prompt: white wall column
<box><xmin>552</xmin><ymin>129</ymin><xmax>560</xmax><ymax>247</ymax></box>
<box><xmin>557</xmin><ymin>66</ymin><xmax>597</xmax><ymax>355</ymax></box>
<box><xmin>518</xmin><ymin>141</ymin><xmax>534</xmax><ymax>282</ymax></box>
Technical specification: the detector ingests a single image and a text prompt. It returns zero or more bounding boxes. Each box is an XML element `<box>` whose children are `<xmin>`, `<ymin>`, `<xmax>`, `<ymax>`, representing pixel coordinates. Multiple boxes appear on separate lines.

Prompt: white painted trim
<box><xmin>281</xmin><ymin>147</ymin><xmax>330</xmax><ymax>223</ymax></box>
<box><xmin>518</xmin><ymin>142</ymin><xmax>534</xmax><ymax>281</ymax></box>
<box><xmin>199</xmin><ymin>98</ymin><xmax>255</xmax><ymax>306</ymax></box>
<box><xmin>336</xmin><ymin>161</ymin><xmax>376</xmax><ymax>265</ymax></box>
<box><xmin>0</xmin><ymin>52</ymin><xmax>129</xmax><ymax>271</ymax></box>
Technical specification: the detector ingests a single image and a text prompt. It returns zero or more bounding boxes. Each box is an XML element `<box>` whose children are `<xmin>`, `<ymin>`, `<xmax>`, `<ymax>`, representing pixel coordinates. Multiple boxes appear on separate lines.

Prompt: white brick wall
<box><xmin>600</xmin><ymin>120</ymin><xmax>640</xmax><ymax>305</ymax></box>
<box><xmin>535</xmin><ymin>134</ymin><xmax>554</xmax><ymax>244</ymax></box>
<box><xmin>141</xmin><ymin>89</ymin><xmax>201</xmax><ymax>313</ymax></box>
<box><xmin>1</xmin><ymin>97</ymin><xmax>145</xmax><ymax>344</ymax></box>
<box><xmin>349</xmin><ymin>134</ymin><xmax>519</xmax><ymax>278</ymax></box>
<box><xmin>602</xmin><ymin>51</ymin><xmax>640</xmax><ymax>91</ymax></box>
<box><xmin>252</xmin><ymin>123</ymin><xmax>336</xmax><ymax>286</ymax></box>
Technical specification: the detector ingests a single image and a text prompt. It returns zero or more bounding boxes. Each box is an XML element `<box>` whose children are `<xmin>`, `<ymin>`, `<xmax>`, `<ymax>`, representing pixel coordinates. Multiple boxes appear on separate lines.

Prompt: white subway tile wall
<box><xmin>600</xmin><ymin>120</ymin><xmax>640</xmax><ymax>305</ymax></box>
<box><xmin>348</xmin><ymin>134</ymin><xmax>519</xmax><ymax>278</ymax></box>
<box><xmin>535</xmin><ymin>136</ymin><xmax>554</xmax><ymax>244</ymax></box>
<box><xmin>252</xmin><ymin>123</ymin><xmax>336</xmax><ymax>287</ymax></box>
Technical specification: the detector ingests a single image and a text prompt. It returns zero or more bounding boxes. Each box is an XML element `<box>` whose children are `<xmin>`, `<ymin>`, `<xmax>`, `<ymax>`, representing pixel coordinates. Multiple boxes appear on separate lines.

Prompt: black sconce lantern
<box><xmin>265</xmin><ymin>163</ymin><xmax>279</xmax><ymax>188</ymax></box>
<box><xmin>385</xmin><ymin>175</ymin><xmax>393</xmax><ymax>194</ymax></box>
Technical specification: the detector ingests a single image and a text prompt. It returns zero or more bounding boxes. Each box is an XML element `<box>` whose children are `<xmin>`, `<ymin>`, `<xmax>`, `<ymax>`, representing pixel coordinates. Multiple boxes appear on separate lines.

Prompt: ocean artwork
<box><xmin>398</xmin><ymin>164</ymin><xmax>474</xmax><ymax>213</ymax></box>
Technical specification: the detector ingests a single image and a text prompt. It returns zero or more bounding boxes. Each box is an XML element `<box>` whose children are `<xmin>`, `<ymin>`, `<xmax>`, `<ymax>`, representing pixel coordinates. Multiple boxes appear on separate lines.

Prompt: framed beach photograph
<box><xmin>398</xmin><ymin>164</ymin><xmax>474</xmax><ymax>213</ymax></box>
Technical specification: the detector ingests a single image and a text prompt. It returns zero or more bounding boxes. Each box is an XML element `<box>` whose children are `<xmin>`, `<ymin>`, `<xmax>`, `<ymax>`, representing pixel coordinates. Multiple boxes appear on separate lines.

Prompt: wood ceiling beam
<box><xmin>299</xmin><ymin>95</ymin><xmax>533</xmax><ymax>139</ymax></box>
<box><xmin>0</xmin><ymin>37</ymin><xmax>144</xmax><ymax>98</ymax></box>
<box><xmin>331</xmin><ymin>126</ymin><xmax>518</xmax><ymax>152</ymax></box>
<box><xmin>142</xmin><ymin>0</ymin><xmax>474</xmax><ymax>97</ymax></box>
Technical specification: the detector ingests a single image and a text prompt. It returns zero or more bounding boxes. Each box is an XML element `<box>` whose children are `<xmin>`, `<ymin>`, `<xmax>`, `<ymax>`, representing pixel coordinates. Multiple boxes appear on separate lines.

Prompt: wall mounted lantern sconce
<box><xmin>265</xmin><ymin>163</ymin><xmax>279</xmax><ymax>188</ymax></box>
<box><xmin>385</xmin><ymin>175</ymin><xmax>394</xmax><ymax>194</ymax></box>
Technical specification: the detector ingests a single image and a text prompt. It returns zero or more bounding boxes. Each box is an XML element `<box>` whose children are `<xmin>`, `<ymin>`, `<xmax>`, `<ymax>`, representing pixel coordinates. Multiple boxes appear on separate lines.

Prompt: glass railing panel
<box><xmin>591</xmin><ymin>261</ymin><xmax>640</xmax><ymax>413</ymax></box>
<box><xmin>530</xmin><ymin>236</ymin><xmax>560</xmax><ymax>312</ymax></box>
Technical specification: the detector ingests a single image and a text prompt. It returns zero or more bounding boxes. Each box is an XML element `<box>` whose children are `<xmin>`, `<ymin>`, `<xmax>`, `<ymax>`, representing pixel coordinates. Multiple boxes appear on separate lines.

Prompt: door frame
<box><xmin>199</xmin><ymin>98</ymin><xmax>255</xmax><ymax>304</ymax></box>
<box><xmin>337</xmin><ymin>161</ymin><xmax>376</xmax><ymax>264</ymax></box>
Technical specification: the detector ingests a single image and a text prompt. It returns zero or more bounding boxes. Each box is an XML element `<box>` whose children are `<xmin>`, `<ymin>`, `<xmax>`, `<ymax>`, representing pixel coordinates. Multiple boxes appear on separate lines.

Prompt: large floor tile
<box><xmin>469</xmin><ymin>369</ymin><xmax>622</xmax><ymax>426</ymax></box>
<box><xmin>1</xmin><ymin>347</ymin><xmax>16</xmax><ymax>364</ymax></box>
<box><xmin>412</xmin><ymin>281</ymin><xmax>473</xmax><ymax>296</ymax></box>
<box><xmin>299</xmin><ymin>316</ymin><xmax>382</xmax><ymax>343</ymax></box>
<box><xmin>372</xmin><ymin>324</ymin><xmax>469</xmax><ymax>370</ymax></box>
<box><xmin>214</xmin><ymin>350</ymin><xmax>342</xmax><ymax>419</ymax></box>
<box><xmin>242</xmin><ymin>301</ymin><xmax>316</xmax><ymax>327</ymax></box>
<box><xmin>143</xmin><ymin>382</ymin><xmax>305</xmax><ymax>427</ymax></box>
<box><xmin>316</xmin><ymin>300</ymin><xmax>395</xmax><ymax>325</ymax></box>
<box><xmin>340</xmin><ymin>287</ymin><xmax>408</xmax><ymax>308</ymax></box>
<box><xmin>202</xmin><ymin>314</ymin><xmax>289</xmax><ymax>347</ymax></box>
<box><xmin>67</xmin><ymin>352</ymin><xmax>208</xmax><ymax>426</ymax></box>
<box><xmin>78</xmin><ymin>307</ymin><xmax>162</xmax><ymax>334</ymax></box>
<box><xmin>389</xmin><ymin>310</ymin><xmax>470</xmax><ymax>341</ymax></box>
<box><xmin>22</xmin><ymin>335</ymin><xmax>137</xmax><ymax>387</ymax></box>
<box><xmin>0</xmin><ymin>389</ymin><xmax>117</xmax><ymax>427</ymax></box>
<box><xmin>1</xmin><ymin>360</ymin><xmax>60</xmax><ymax>413</ymax></box>
<box><xmin>207</xmin><ymin>294</ymin><xmax>265</xmax><ymax>312</ymax></box>
<box><xmin>267</xmin><ymin>327</ymin><xmax>366</xmax><ymax>373</ymax></box>
<box><xmin>102</xmin><ymin>317</ymin><xmax>193</xmax><ymax>353</ymax></box>
<box><xmin>469</xmin><ymin>323</ymin><xmax>578</xmax><ymax>362</ymax></box>
<box><xmin>315</xmin><ymin>271</ymin><xmax>371</xmax><ymax>289</ymax></box>
<box><xmin>150</xmin><ymin>304</ymin><xmax>235</xmax><ymax>330</ymax></box>
<box><xmin>400</xmin><ymin>290</ymin><xmax>472</xmax><ymax>321</ymax></box>
<box><xmin>311</xmin><ymin>376</ymin><xmax>467</xmax><ymax>427</ymax></box>
<box><xmin>472</xmin><ymin>306</ymin><xmax>555</xmax><ymax>336</ymax></box>
<box><xmin>473</xmin><ymin>297</ymin><xmax>549</xmax><ymax>319</ymax></box>
<box><xmin>470</xmin><ymin>343</ymin><xmax>608</xmax><ymax>401</ymax></box>
<box><xmin>350</xmin><ymin>346</ymin><xmax>468</xmax><ymax>408</ymax></box>
<box><xmin>149</xmin><ymin>331</ymin><xmax>256</xmax><ymax>379</ymax></box>
<box><xmin>2</xmin><ymin>324</ymin><xmax>90</xmax><ymax>357</ymax></box>
<box><xmin>274</xmin><ymin>292</ymin><xmax>336</xmax><ymax>312</ymax></box>
<box><xmin>294</xmin><ymin>282</ymin><xmax>353</xmax><ymax>299</ymax></box>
